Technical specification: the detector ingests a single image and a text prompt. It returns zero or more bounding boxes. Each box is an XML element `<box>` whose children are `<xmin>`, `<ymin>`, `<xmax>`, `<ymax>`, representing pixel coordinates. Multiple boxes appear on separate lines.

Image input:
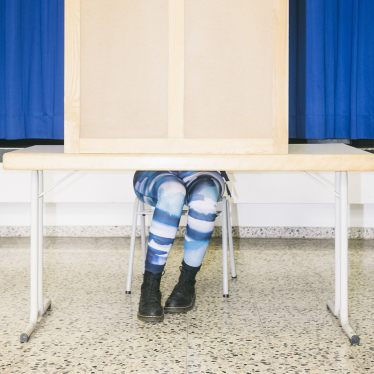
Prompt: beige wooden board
<box><xmin>80</xmin><ymin>0</ymin><xmax>169</xmax><ymax>139</ymax></box>
<box><xmin>79</xmin><ymin>138</ymin><xmax>274</xmax><ymax>154</ymax></box>
<box><xmin>273</xmin><ymin>0</ymin><xmax>289</xmax><ymax>154</ymax></box>
<box><xmin>4</xmin><ymin>145</ymin><xmax>374</xmax><ymax>171</ymax></box>
<box><xmin>64</xmin><ymin>0</ymin><xmax>289</xmax><ymax>155</ymax></box>
<box><xmin>184</xmin><ymin>0</ymin><xmax>274</xmax><ymax>139</ymax></box>
<box><xmin>64</xmin><ymin>0</ymin><xmax>80</xmax><ymax>153</ymax></box>
<box><xmin>168</xmin><ymin>0</ymin><xmax>185</xmax><ymax>138</ymax></box>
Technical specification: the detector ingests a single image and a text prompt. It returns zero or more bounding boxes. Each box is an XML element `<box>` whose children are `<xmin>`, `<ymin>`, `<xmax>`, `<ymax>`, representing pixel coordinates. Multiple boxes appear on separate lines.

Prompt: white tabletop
<box><xmin>3</xmin><ymin>144</ymin><xmax>374</xmax><ymax>171</ymax></box>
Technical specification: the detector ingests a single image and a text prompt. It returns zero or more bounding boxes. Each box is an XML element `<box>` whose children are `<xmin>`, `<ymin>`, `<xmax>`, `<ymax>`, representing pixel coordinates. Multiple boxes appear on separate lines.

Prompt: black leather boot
<box><xmin>164</xmin><ymin>261</ymin><xmax>200</xmax><ymax>313</ymax></box>
<box><xmin>137</xmin><ymin>270</ymin><xmax>164</xmax><ymax>322</ymax></box>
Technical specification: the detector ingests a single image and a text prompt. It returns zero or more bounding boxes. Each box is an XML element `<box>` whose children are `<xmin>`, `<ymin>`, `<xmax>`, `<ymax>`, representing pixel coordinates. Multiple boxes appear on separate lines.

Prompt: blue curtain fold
<box><xmin>0</xmin><ymin>0</ymin><xmax>64</xmax><ymax>140</ymax></box>
<box><xmin>289</xmin><ymin>0</ymin><xmax>374</xmax><ymax>139</ymax></box>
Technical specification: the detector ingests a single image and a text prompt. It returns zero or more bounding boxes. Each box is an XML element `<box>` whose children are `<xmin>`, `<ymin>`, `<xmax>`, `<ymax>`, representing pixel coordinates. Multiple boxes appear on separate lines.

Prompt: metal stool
<box><xmin>125</xmin><ymin>196</ymin><xmax>237</xmax><ymax>297</ymax></box>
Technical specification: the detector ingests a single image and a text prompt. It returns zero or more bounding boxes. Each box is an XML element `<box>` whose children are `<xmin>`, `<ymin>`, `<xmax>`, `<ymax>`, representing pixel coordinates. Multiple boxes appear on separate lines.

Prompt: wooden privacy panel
<box><xmin>184</xmin><ymin>0</ymin><xmax>274</xmax><ymax>139</ymax></box>
<box><xmin>80</xmin><ymin>0</ymin><xmax>169</xmax><ymax>139</ymax></box>
<box><xmin>65</xmin><ymin>0</ymin><xmax>289</xmax><ymax>154</ymax></box>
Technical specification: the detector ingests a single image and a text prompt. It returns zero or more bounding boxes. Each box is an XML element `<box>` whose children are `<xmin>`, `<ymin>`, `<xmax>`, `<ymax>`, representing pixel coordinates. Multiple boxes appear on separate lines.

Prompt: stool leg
<box><xmin>126</xmin><ymin>198</ymin><xmax>139</xmax><ymax>294</ymax></box>
<box><xmin>226</xmin><ymin>199</ymin><xmax>237</xmax><ymax>278</ymax></box>
<box><xmin>140</xmin><ymin>201</ymin><xmax>146</xmax><ymax>273</ymax></box>
<box><xmin>221</xmin><ymin>197</ymin><xmax>229</xmax><ymax>297</ymax></box>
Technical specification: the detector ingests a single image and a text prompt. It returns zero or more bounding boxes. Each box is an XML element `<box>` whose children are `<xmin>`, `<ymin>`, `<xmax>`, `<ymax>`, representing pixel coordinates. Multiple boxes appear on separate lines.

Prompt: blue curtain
<box><xmin>0</xmin><ymin>0</ymin><xmax>64</xmax><ymax>140</ymax></box>
<box><xmin>1</xmin><ymin>1</ymin><xmax>373</xmax><ymax>140</ymax></box>
<box><xmin>290</xmin><ymin>0</ymin><xmax>374</xmax><ymax>139</ymax></box>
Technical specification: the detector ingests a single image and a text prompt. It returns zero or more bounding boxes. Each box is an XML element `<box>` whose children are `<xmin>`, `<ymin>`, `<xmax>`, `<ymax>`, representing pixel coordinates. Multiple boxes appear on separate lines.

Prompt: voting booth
<box><xmin>65</xmin><ymin>0</ymin><xmax>289</xmax><ymax>154</ymax></box>
<box><xmin>4</xmin><ymin>0</ymin><xmax>369</xmax><ymax>346</ymax></box>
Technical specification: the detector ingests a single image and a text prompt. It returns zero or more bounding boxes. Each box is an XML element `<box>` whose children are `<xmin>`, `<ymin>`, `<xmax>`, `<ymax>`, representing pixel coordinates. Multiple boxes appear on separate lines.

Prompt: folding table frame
<box><xmin>21</xmin><ymin>168</ymin><xmax>359</xmax><ymax>344</ymax></box>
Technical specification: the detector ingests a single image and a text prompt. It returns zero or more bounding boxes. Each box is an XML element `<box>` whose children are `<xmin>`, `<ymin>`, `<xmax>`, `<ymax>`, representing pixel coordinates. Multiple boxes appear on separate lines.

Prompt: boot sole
<box><xmin>137</xmin><ymin>312</ymin><xmax>164</xmax><ymax>322</ymax></box>
<box><xmin>164</xmin><ymin>295</ymin><xmax>196</xmax><ymax>313</ymax></box>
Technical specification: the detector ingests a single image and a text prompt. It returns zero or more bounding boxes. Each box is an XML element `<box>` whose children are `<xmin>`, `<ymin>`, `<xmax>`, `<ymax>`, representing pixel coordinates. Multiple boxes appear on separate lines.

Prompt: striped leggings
<box><xmin>133</xmin><ymin>171</ymin><xmax>225</xmax><ymax>273</ymax></box>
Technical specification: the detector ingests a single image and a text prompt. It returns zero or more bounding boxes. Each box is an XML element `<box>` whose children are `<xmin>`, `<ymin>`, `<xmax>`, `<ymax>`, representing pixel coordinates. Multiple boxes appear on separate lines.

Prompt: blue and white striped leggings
<box><xmin>133</xmin><ymin>171</ymin><xmax>225</xmax><ymax>273</ymax></box>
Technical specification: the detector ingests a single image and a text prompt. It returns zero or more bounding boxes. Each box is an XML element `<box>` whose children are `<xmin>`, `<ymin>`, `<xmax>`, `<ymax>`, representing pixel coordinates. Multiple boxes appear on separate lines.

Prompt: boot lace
<box><xmin>145</xmin><ymin>271</ymin><xmax>164</xmax><ymax>302</ymax></box>
<box><xmin>173</xmin><ymin>266</ymin><xmax>195</xmax><ymax>296</ymax></box>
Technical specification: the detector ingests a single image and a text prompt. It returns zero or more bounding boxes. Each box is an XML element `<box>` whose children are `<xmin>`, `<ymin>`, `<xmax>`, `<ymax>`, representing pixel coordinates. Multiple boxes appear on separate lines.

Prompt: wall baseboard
<box><xmin>1</xmin><ymin>226</ymin><xmax>374</xmax><ymax>239</ymax></box>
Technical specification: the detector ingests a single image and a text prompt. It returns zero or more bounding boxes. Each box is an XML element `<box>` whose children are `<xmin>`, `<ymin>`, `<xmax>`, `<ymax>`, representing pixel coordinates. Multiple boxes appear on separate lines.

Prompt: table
<box><xmin>4</xmin><ymin>144</ymin><xmax>374</xmax><ymax>345</ymax></box>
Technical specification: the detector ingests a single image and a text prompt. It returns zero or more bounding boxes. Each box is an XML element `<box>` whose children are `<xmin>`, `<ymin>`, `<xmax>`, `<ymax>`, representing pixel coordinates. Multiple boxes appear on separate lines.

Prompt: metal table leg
<box><xmin>20</xmin><ymin>171</ymin><xmax>51</xmax><ymax>343</ymax></box>
<box><xmin>327</xmin><ymin>171</ymin><xmax>359</xmax><ymax>345</ymax></box>
<box><xmin>327</xmin><ymin>173</ymin><xmax>341</xmax><ymax>316</ymax></box>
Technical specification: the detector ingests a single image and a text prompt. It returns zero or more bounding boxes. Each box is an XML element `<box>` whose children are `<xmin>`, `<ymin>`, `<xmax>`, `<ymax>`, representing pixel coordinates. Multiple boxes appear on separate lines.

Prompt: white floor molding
<box><xmin>1</xmin><ymin>225</ymin><xmax>374</xmax><ymax>238</ymax></box>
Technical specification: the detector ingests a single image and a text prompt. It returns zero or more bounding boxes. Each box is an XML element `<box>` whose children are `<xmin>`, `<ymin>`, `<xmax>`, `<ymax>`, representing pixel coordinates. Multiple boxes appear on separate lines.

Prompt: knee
<box><xmin>188</xmin><ymin>179</ymin><xmax>219</xmax><ymax>220</ymax></box>
<box><xmin>156</xmin><ymin>177</ymin><xmax>186</xmax><ymax>215</ymax></box>
<box><xmin>189</xmin><ymin>177</ymin><xmax>220</xmax><ymax>202</ymax></box>
<box><xmin>158</xmin><ymin>177</ymin><xmax>186</xmax><ymax>199</ymax></box>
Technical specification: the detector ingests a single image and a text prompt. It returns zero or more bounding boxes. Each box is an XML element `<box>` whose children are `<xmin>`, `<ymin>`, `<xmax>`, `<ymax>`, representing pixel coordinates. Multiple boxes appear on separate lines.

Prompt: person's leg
<box><xmin>145</xmin><ymin>179</ymin><xmax>186</xmax><ymax>273</ymax></box>
<box><xmin>133</xmin><ymin>171</ymin><xmax>186</xmax><ymax>321</ymax></box>
<box><xmin>184</xmin><ymin>175</ymin><xmax>222</xmax><ymax>266</ymax></box>
<box><xmin>165</xmin><ymin>172</ymin><xmax>224</xmax><ymax>313</ymax></box>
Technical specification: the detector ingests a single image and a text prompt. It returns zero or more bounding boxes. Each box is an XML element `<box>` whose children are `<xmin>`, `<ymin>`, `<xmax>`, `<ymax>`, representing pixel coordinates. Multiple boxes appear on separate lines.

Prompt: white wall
<box><xmin>2</xmin><ymin>164</ymin><xmax>374</xmax><ymax>228</ymax></box>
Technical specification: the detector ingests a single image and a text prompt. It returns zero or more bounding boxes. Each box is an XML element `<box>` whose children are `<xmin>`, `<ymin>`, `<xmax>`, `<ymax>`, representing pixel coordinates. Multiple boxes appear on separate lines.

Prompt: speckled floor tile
<box><xmin>2</xmin><ymin>237</ymin><xmax>374</xmax><ymax>373</ymax></box>
<box><xmin>7</xmin><ymin>342</ymin><xmax>60</xmax><ymax>374</ymax></box>
<box><xmin>45</xmin><ymin>237</ymin><xmax>99</xmax><ymax>250</ymax></box>
<box><xmin>352</xmin><ymin>347</ymin><xmax>374</xmax><ymax>373</ymax></box>
<box><xmin>187</xmin><ymin>332</ymin><xmax>271</xmax><ymax>363</ymax></box>
<box><xmin>267</xmin><ymin>333</ymin><xmax>362</xmax><ymax>371</ymax></box>
<box><xmin>256</xmin><ymin>306</ymin><xmax>343</xmax><ymax>337</ymax></box>
<box><xmin>95</xmin><ymin>237</ymin><xmax>134</xmax><ymax>251</ymax></box>
<box><xmin>0</xmin><ymin>340</ymin><xmax>21</xmax><ymax>373</ymax></box>
<box><xmin>100</xmin><ymin>360</ymin><xmax>187</xmax><ymax>373</ymax></box>
<box><xmin>0</xmin><ymin>237</ymin><xmax>30</xmax><ymax>249</ymax></box>
<box><xmin>187</xmin><ymin>357</ymin><xmax>276</xmax><ymax>373</ymax></box>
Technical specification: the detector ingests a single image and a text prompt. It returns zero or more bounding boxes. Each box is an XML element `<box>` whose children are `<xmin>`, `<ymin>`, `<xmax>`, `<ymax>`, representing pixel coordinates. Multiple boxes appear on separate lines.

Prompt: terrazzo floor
<box><xmin>1</xmin><ymin>237</ymin><xmax>374</xmax><ymax>373</ymax></box>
